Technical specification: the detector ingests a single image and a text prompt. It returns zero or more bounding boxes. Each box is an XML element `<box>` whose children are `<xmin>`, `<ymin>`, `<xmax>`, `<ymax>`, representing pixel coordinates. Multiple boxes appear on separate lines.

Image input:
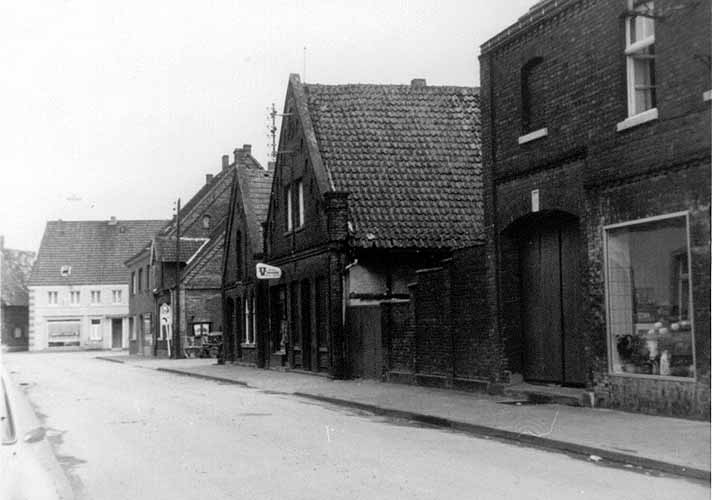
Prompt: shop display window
<box><xmin>605</xmin><ymin>213</ymin><xmax>694</xmax><ymax>378</ymax></box>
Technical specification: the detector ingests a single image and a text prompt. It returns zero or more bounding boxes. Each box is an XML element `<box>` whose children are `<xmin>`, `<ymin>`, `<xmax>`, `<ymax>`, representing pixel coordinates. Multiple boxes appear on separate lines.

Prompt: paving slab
<box><xmin>97</xmin><ymin>354</ymin><xmax>711</xmax><ymax>480</ymax></box>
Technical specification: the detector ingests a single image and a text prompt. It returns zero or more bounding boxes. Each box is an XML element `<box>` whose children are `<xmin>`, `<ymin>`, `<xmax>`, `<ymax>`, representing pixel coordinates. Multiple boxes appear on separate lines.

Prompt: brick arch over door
<box><xmin>499</xmin><ymin>209</ymin><xmax>586</xmax><ymax>386</ymax></box>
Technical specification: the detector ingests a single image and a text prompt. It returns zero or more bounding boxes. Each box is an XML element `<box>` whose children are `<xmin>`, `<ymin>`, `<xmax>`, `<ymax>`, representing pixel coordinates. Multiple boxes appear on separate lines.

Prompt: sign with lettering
<box><xmin>256</xmin><ymin>263</ymin><xmax>282</xmax><ymax>280</ymax></box>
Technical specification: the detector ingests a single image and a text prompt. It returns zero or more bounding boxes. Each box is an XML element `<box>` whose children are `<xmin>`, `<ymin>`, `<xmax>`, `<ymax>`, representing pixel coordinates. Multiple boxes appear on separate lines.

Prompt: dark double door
<box><xmin>519</xmin><ymin>216</ymin><xmax>585</xmax><ymax>385</ymax></box>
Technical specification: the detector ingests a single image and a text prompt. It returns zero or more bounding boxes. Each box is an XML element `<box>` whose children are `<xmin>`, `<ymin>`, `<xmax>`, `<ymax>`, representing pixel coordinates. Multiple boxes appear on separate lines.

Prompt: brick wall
<box><xmin>480</xmin><ymin>0</ymin><xmax>711</xmax><ymax>418</ymax></box>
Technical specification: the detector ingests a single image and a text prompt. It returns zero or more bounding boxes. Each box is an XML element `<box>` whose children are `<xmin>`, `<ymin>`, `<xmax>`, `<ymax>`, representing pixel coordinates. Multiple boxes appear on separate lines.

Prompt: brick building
<box><xmin>479</xmin><ymin>0</ymin><xmax>710</xmax><ymax>418</ymax></box>
<box><xmin>259</xmin><ymin>74</ymin><xmax>483</xmax><ymax>379</ymax></box>
<box><xmin>0</xmin><ymin>236</ymin><xmax>35</xmax><ymax>351</ymax></box>
<box><xmin>221</xmin><ymin>150</ymin><xmax>272</xmax><ymax>366</ymax></box>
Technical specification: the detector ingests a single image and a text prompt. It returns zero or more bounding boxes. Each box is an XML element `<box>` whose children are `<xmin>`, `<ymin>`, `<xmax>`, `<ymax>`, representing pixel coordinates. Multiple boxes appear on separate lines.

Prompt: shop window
<box><xmin>605</xmin><ymin>213</ymin><xmax>694</xmax><ymax>378</ymax></box>
<box><xmin>625</xmin><ymin>1</ymin><xmax>656</xmax><ymax>117</ymax></box>
<box><xmin>192</xmin><ymin>322</ymin><xmax>210</xmax><ymax>337</ymax></box>
<box><xmin>521</xmin><ymin>57</ymin><xmax>546</xmax><ymax>133</ymax></box>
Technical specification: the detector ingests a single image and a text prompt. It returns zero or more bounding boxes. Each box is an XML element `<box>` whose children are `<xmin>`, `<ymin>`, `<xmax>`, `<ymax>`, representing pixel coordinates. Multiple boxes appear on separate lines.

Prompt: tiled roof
<box><xmin>29</xmin><ymin>219</ymin><xmax>169</xmax><ymax>286</ymax></box>
<box><xmin>302</xmin><ymin>79</ymin><xmax>483</xmax><ymax>249</ymax></box>
<box><xmin>154</xmin><ymin>237</ymin><xmax>207</xmax><ymax>263</ymax></box>
<box><xmin>182</xmin><ymin>234</ymin><xmax>225</xmax><ymax>289</ymax></box>
<box><xmin>2</xmin><ymin>248</ymin><xmax>35</xmax><ymax>306</ymax></box>
<box><xmin>236</xmin><ymin>164</ymin><xmax>273</xmax><ymax>254</ymax></box>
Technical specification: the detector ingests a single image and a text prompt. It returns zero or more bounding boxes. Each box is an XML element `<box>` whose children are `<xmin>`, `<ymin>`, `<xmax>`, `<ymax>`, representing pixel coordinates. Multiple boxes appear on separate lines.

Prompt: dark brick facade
<box><xmin>480</xmin><ymin>0</ymin><xmax>711</xmax><ymax>418</ymax></box>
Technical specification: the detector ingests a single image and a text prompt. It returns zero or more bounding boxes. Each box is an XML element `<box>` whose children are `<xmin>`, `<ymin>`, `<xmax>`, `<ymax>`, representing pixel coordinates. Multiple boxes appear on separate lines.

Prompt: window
<box><xmin>301</xmin><ymin>279</ymin><xmax>311</xmax><ymax>347</ymax></box>
<box><xmin>131</xmin><ymin>272</ymin><xmax>136</xmax><ymax>295</ymax></box>
<box><xmin>112</xmin><ymin>290</ymin><xmax>122</xmax><ymax>304</ymax></box>
<box><xmin>143</xmin><ymin>314</ymin><xmax>153</xmax><ymax>338</ymax></box>
<box><xmin>47</xmin><ymin>320</ymin><xmax>80</xmax><ymax>346</ymax></box>
<box><xmin>202</xmin><ymin>215</ymin><xmax>211</xmax><ymax>229</ymax></box>
<box><xmin>60</xmin><ymin>265</ymin><xmax>71</xmax><ymax>277</ymax></box>
<box><xmin>138</xmin><ymin>268</ymin><xmax>143</xmax><ymax>292</ymax></box>
<box><xmin>145</xmin><ymin>265</ymin><xmax>151</xmax><ymax>290</ymax></box>
<box><xmin>315</xmin><ymin>277</ymin><xmax>328</xmax><ymax>348</ymax></box>
<box><xmin>251</xmin><ymin>294</ymin><xmax>256</xmax><ymax>345</ymax></box>
<box><xmin>70</xmin><ymin>291</ymin><xmax>80</xmax><ymax>305</ymax></box>
<box><xmin>243</xmin><ymin>297</ymin><xmax>252</xmax><ymax>344</ymax></box>
<box><xmin>625</xmin><ymin>1</ymin><xmax>656</xmax><ymax>117</ymax></box>
<box><xmin>48</xmin><ymin>291</ymin><xmax>58</xmax><ymax>305</ymax></box>
<box><xmin>605</xmin><ymin>213</ymin><xmax>694</xmax><ymax>379</ymax></box>
<box><xmin>296</xmin><ymin>179</ymin><xmax>305</xmax><ymax>228</ymax></box>
<box><xmin>13</xmin><ymin>327</ymin><xmax>22</xmax><ymax>339</ymax></box>
<box><xmin>286</xmin><ymin>185</ymin><xmax>293</xmax><ymax>231</ymax></box>
<box><xmin>192</xmin><ymin>322</ymin><xmax>210</xmax><ymax>337</ymax></box>
<box><xmin>91</xmin><ymin>290</ymin><xmax>101</xmax><ymax>304</ymax></box>
<box><xmin>521</xmin><ymin>57</ymin><xmax>546</xmax><ymax>133</ymax></box>
<box><xmin>89</xmin><ymin>319</ymin><xmax>102</xmax><ymax>341</ymax></box>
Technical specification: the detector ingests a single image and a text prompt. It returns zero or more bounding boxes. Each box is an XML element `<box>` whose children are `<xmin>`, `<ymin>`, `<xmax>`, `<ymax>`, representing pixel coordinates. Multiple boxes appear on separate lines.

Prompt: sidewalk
<box><xmin>96</xmin><ymin>354</ymin><xmax>711</xmax><ymax>481</ymax></box>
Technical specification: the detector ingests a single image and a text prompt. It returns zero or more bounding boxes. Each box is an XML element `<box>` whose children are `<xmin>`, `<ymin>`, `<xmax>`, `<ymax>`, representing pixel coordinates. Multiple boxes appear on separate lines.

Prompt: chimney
<box><xmin>411</xmin><ymin>78</ymin><xmax>426</xmax><ymax>88</ymax></box>
<box><xmin>233</xmin><ymin>148</ymin><xmax>241</xmax><ymax>165</ymax></box>
<box><xmin>108</xmin><ymin>216</ymin><xmax>117</xmax><ymax>226</ymax></box>
<box><xmin>267</xmin><ymin>161</ymin><xmax>275</xmax><ymax>172</ymax></box>
<box><xmin>242</xmin><ymin>144</ymin><xmax>251</xmax><ymax>155</ymax></box>
<box><xmin>205</xmin><ymin>173</ymin><xmax>214</xmax><ymax>184</ymax></box>
<box><xmin>221</xmin><ymin>154</ymin><xmax>229</xmax><ymax>170</ymax></box>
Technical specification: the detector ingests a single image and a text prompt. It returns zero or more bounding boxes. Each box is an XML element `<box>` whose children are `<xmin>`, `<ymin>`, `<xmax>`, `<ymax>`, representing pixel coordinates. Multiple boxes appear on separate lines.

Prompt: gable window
<box><xmin>296</xmin><ymin>179</ymin><xmax>305</xmax><ymax>228</ymax></box>
<box><xmin>625</xmin><ymin>1</ymin><xmax>656</xmax><ymax>117</ymax></box>
<box><xmin>521</xmin><ymin>57</ymin><xmax>546</xmax><ymax>133</ymax></box>
<box><xmin>285</xmin><ymin>185</ymin><xmax>293</xmax><ymax>232</ymax></box>
<box><xmin>91</xmin><ymin>290</ymin><xmax>101</xmax><ymax>304</ymax></box>
<box><xmin>60</xmin><ymin>265</ymin><xmax>71</xmax><ymax>277</ymax></box>
<box><xmin>48</xmin><ymin>291</ymin><xmax>58</xmax><ymax>305</ymax></box>
<box><xmin>70</xmin><ymin>291</ymin><xmax>80</xmax><ymax>305</ymax></box>
<box><xmin>112</xmin><ymin>290</ymin><xmax>122</xmax><ymax>304</ymax></box>
<box><xmin>145</xmin><ymin>265</ymin><xmax>151</xmax><ymax>290</ymax></box>
<box><xmin>131</xmin><ymin>272</ymin><xmax>137</xmax><ymax>295</ymax></box>
<box><xmin>138</xmin><ymin>268</ymin><xmax>143</xmax><ymax>292</ymax></box>
<box><xmin>202</xmin><ymin>215</ymin><xmax>211</xmax><ymax>229</ymax></box>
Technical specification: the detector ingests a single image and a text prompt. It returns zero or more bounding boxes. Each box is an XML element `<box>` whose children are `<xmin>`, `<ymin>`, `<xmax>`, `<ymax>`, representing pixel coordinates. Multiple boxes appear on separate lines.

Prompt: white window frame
<box><xmin>69</xmin><ymin>290</ymin><xmax>80</xmax><ymax>305</ymax></box>
<box><xmin>48</xmin><ymin>291</ymin><xmax>58</xmax><ymax>305</ymax></box>
<box><xmin>297</xmin><ymin>180</ymin><xmax>305</xmax><ymax>228</ymax></box>
<box><xmin>602</xmin><ymin>211</ymin><xmax>696</xmax><ymax>381</ymax></box>
<box><xmin>286</xmin><ymin>185</ymin><xmax>293</xmax><ymax>232</ymax></box>
<box><xmin>131</xmin><ymin>272</ymin><xmax>137</xmax><ymax>295</ymax></box>
<box><xmin>624</xmin><ymin>1</ymin><xmax>656</xmax><ymax>119</ymax></box>
<box><xmin>112</xmin><ymin>290</ymin><xmax>122</xmax><ymax>304</ymax></box>
<box><xmin>91</xmin><ymin>290</ymin><xmax>101</xmax><ymax>305</ymax></box>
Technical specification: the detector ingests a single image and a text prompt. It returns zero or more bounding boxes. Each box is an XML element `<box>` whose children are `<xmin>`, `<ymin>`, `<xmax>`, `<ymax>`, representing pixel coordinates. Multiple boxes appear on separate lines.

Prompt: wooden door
<box><xmin>346</xmin><ymin>306</ymin><xmax>382</xmax><ymax>379</ymax></box>
<box><xmin>519</xmin><ymin>216</ymin><xmax>584</xmax><ymax>385</ymax></box>
<box><xmin>112</xmin><ymin>319</ymin><xmax>123</xmax><ymax>348</ymax></box>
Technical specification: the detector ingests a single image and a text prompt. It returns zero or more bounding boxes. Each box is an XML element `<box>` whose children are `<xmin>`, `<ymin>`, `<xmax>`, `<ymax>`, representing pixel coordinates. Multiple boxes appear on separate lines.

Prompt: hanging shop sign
<box><xmin>256</xmin><ymin>263</ymin><xmax>282</xmax><ymax>280</ymax></box>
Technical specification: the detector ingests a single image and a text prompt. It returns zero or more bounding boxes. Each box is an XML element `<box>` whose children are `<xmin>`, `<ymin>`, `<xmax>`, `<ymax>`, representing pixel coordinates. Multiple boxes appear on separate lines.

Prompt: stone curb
<box><xmin>155</xmin><ymin>367</ymin><xmax>249</xmax><ymax>387</ymax></box>
<box><xmin>95</xmin><ymin>356</ymin><xmax>126</xmax><ymax>364</ymax></box>
<box><xmin>293</xmin><ymin>393</ymin><xmax>711</xmax><ymax>482</ymax></box>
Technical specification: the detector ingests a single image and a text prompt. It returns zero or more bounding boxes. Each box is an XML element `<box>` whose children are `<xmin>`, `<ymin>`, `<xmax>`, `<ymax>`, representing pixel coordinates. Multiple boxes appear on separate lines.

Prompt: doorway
<box><xmin>111</xmin><ymin>318</ymin><xmax>123</xmax><ymax>349</ymax></box>
<box><xmin>518</xmin><ymin>213</ymin><xmax>584</xmax><ymax>385</ymax></box>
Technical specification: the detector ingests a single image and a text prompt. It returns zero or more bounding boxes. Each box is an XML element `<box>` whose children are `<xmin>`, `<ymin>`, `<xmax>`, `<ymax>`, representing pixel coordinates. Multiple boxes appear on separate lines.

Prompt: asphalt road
<box><xmin>4</xmin><ymin>351</ymin><xmax>708</xmax><ymax>500</ymax></box>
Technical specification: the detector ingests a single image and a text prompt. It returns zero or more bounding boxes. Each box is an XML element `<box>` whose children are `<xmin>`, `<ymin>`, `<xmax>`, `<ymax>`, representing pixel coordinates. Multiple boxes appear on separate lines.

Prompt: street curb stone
<box><xmin>156</xmin><ymin>367</ymin><xmax>249</xmax><ymax>387</ymax></box>
<box><xmin>292</xmin><ymin>393</ymin><xmax>711</xmax><ymax>483</ymax></box>
<box><xmin>95</xmin><ymin>356</ymin><xmax>125</xmax><ymax>364</ymax></box>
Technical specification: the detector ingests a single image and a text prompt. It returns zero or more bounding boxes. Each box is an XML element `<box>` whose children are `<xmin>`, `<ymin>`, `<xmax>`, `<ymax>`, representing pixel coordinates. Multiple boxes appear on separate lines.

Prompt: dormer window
<box><xmin>202</xmin><ymin>215</ymin><xmax>211</xmax><ymax>229</ymax></box>
<box><xmin>625</xmin><ymin>1</ymin><xmax>656</xmax><ymax>117</ymax></box>
<box><xmin>60</xmin><ymin>265</ymin><xmax>71</xmax><ymax>277</ymax></box>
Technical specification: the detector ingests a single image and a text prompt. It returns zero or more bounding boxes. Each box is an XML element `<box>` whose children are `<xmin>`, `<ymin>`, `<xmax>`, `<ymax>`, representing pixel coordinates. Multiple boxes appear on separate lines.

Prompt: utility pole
<box><xmin>174</xmin><ymin>198</ymin><xmax>182</xmax><ymax>359</ymax></box>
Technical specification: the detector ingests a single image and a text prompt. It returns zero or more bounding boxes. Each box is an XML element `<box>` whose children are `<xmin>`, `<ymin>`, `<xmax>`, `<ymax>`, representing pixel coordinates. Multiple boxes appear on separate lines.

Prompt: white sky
<box><xmin>0</xmin><ymin>0</ymin><xmax>534</xmax><ymax>252</ymax></box>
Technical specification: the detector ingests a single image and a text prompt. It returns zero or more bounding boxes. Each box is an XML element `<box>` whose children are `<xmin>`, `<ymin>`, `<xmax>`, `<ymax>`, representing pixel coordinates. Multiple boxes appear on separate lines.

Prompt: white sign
<box><xmin>256</xmin><ymin>263</ymin><xmax>282</xmax><ymax>280</ymax></box>
<box><xmin>160</xmin><ymin>303</ymin><xmax>172</xmax><ymax>325</ymax></box>
<box><xmin>531</xmin><ymin>189</ymin><xmax>540</xmax><ymax>213</ymax></box>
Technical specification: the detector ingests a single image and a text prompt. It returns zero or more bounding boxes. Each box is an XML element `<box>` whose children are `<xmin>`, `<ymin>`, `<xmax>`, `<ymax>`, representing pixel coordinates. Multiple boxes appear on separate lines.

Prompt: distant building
<box><xmin>479</xmin><ymin>0</ymin><xmax>710</xmax><ymax>417</ymax></box>
<box><xmin>28</xmin><ymin>218</ymin><xmax>168</xmax><ymax>350</ymax></box>
<box><xmin>0</xmin><ymin>236</ymin><xmax>35</xmax><ymax>351</ymax></box>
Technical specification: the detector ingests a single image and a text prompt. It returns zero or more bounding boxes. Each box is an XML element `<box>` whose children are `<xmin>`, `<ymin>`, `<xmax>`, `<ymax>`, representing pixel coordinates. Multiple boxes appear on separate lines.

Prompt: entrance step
<box><xmin>502</xmin><ymin>383</ymin><xmax>592</xmax><ymax>407</ymax></box>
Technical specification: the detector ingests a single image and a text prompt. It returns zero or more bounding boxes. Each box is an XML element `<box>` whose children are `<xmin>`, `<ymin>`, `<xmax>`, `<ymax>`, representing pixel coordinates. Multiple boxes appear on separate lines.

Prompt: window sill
<box><xmin>616</xmin><ymin>108</ymin><xmax>658</xmax><ymax>132</ymax></box>
<box><xmin>518</xmin><ymin>127</ymin><xmax>548</xmax><ymax>145</ymax></box>
<box><xmin>704</xmin><ymin>90</ymin><xmax>712</xmax><ymax>102</ymax></box>
<box><xmin>240</xmin><ymin>343</ymin><xmax>256</xmax><ymax>348</ymax></box>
